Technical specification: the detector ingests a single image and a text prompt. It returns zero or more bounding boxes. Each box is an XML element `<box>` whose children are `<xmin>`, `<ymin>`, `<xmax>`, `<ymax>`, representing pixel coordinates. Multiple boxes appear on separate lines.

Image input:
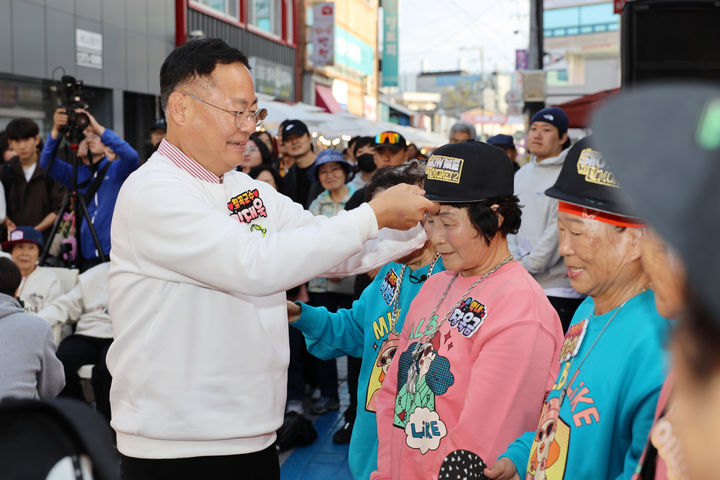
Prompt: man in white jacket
<box><xmin>107</xmin><ymin>39</ymin><xmax>437</xmax><ymax>480</ymax></box>
<box><xmin>508</xmin><ymin>107</ymin><xmax>583</xmax><ymax>331</ymax></box>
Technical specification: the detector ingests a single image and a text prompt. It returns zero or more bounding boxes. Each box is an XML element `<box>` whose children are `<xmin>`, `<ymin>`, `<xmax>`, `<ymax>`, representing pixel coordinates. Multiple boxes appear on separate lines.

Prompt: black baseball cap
<box><xmin>281</xmin><ymin>119</ymin><xmax>310</xmax><ymax>140</ymax></box>
<box><xmin>150</xmin><ymin>118</ymin><xmax>167</xmax><ymax>132</ymax></box>
<box><xmin>373</xmin><ymin>131</ymin><xmax>407</xmax><ymax>150</ymax></box>
<box><xmin>424</xmin><ymin>140</ymin><xmax>514</xmax><ymax>203</ymax></box>
<box><xmin>592</xmin><ymin>82</ymin><xmax>720</xmax><ymax>317</ymax></box>
<box><xmin>545</xmin><ymin>136</ymin><xmax>639</xmax><ymax>218</ymax></box>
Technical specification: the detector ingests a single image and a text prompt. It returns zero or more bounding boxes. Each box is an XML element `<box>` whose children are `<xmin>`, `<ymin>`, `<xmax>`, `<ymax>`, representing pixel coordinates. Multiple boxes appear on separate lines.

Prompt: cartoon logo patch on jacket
<box><xmin>228</xmin><ymin>189</ymin><xmax>267</xmax><ymax>223</ymax></box>
<box><xmin>366</xmin><ymin>331</ymin><xmax>400</xmax><ymax>413</ymax></box>
<box><xmin>526</xmin><ymin>397</ymin><xmax>570</xmax><ymax>480</ymax></box>
<box><xmin>448</xmin><ymin>297</ymin><xmax>486</xmax><ymax>338</ymax></box>
<box><xmin>393</xmin><ymin>331</ymin><xmax>455</xmax><ymax>455</ymax></box>
<box><xmin>379</xmin><ymin>269</ymin><xmax>400</xmax><ymax>305</ymax></box>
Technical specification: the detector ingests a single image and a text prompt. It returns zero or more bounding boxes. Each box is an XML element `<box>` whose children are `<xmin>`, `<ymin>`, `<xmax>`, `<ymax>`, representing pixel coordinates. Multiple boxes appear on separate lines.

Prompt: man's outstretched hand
<box><xmin>368</xmin><ymin>184</ymin><xmax>439</xmax><ymax>230</ymax></box>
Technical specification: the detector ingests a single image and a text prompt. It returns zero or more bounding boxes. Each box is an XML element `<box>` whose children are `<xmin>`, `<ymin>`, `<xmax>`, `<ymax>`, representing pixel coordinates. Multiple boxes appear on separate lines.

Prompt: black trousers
<box><xmin>56</xmin><ymin>334</ymin><xmax>113</xmax><ymax>422</ymax></box>
<box><xmin>548</xmin><ymin>296</ymin><xmax>585</xmax><ymax>333</ymax></box>
<box><xmin>121</xmin><ymin>444</ymin><xmax>280</xmax><ymax>480</ymax></box>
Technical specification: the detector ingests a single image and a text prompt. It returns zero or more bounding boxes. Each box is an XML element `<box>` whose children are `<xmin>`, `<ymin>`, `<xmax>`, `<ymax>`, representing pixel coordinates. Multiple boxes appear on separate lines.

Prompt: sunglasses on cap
<box><xmin>375</xmin><ymin>132</ymin><xmax>401</xmax><ymax>145</ymax></box>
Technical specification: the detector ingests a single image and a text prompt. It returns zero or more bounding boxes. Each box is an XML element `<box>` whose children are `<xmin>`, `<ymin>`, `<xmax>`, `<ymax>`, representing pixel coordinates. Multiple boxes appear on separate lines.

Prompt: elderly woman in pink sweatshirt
<box><xmin>371</xmin><ymin>140</ymin><xmax>564</xmax><ymax>480</ymax></box>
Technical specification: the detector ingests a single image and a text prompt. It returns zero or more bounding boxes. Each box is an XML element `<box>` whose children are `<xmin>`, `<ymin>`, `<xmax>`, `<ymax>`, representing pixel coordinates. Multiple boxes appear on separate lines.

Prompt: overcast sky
<box><xmin>397</xmin><ymin>0</ymin><xmax>530</xmax><ymax>74</ymax></box>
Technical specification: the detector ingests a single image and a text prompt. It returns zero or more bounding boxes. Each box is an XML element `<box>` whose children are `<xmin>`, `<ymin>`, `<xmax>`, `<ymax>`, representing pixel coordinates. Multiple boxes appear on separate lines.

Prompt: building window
<box><xmin>544</xmin><ymin>2</ymin><xmax>618</xmax><ymax>37</ymax></box>
<box><xmin>249</xmin><ymin>0</ymin><xmax>281</xmax><ymax>36</ymax></box>
<box><xmin>191</xmin><ymin>0</ymin><xmax>239</xmax><ymax>19</ymax></box>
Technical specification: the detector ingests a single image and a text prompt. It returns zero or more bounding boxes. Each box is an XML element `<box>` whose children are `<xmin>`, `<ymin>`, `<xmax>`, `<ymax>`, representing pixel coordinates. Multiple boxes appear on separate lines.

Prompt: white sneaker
<box><xmin>286</xmin><ymin>400</ymin><xmax>304</xmax><ymax>414</ymax></box>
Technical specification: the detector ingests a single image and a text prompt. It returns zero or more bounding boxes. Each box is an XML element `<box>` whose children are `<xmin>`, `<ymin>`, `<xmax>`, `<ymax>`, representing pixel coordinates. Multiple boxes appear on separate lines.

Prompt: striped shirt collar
<box><xmin>157</xmin><ymin>138</ymin><xmax>224</xmax><ymax>184</ymax></box>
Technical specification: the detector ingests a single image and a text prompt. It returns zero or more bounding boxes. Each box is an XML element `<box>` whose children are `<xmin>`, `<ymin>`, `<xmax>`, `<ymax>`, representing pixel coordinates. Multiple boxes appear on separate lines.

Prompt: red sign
<box><xmin>614</xmin><ymin>0</ymin><xmax>627</xmax><ymax>14</ymax></box>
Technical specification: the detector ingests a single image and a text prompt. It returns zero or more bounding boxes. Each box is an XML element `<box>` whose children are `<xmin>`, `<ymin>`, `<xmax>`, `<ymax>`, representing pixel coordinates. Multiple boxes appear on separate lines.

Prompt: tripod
<box><xmin>39</xmin><ymin>135</ymin><xmax>106</xmax><ymax>269</ymax></box>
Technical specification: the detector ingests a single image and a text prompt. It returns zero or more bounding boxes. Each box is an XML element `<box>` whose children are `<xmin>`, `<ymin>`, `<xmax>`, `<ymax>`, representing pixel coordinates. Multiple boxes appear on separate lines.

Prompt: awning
<box><xmin>554</xmin><ymin>88</ymin><xmax>620</xmax><ymax>129</ymax></box>
<box><xmin>315</xmin><ymin>85</ymin><xmax>344</xmax><ymax>114</ymax></box>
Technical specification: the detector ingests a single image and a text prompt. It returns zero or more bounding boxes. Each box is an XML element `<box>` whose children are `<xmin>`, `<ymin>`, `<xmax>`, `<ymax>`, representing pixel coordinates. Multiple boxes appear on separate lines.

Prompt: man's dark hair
<box><xmin>0</xmin><ymin>257</ymin><xmax>21</xmax><ymax>297</ymax></box>
<box><xmin>365</xmin><ymin>160</ymin><xmax>426</xmax><ymax>201</ymax></box>
<box><xmin>352</xmin><ymin>136</ymin><xmax>375</xmax><ymax>157</ymax></box>
<box><xmin>450</xmin><ymin>196</ymin><xmax>522</xmax><ymax>245</ymax></box>
<box><xmin>5</xmin><ymin>118</ymin><xmax>39</xmax><ymax>141</ymax></box>
<box><xmin>160</xmin><ymin>39</ymin><xmax>250</xmax><ymax>112</ymax></box>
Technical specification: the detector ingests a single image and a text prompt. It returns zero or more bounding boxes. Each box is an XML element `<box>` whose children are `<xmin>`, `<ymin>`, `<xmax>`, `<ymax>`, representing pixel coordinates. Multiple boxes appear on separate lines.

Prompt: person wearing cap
<box><xmin>0</xmin><ymin>257</ymin><xmax>65</xmax><ymax>400</ymax></box>
<box><xmin>508</xmin><ymin>106</ymin><xmax>582</xmax><ymax>332</ymax></box>
<box><xmin>344</xmin><ymin>131</ymin><xmax>409</xmax><ymax>213</ymax></box>
<box><xmin>372</xmin><ymin>141</ymin><xmax>563</xmax><ymax>480</ymax></box>
<box><xmin>286</xmin><ymin>150</ymin><xmax>357</xmax><ymax>416</ymax></box>
<box><xmin>3</xmin><ymin>226</ymin><xmax>62</xmax><ymax>315</ymax></box>
<box><xmin>487</xmin><ymin>134</ymin><xmax>520</xmax><ymax>172</ymax></box>
<box><xmin>486</xmin><ymin>137</ymin><xmax>670</xmax><ymax>480</ymax></box>
<box><xmin>149</xmin><ymin>118</ymin><xmax>167</xmax><ymax>149</ymax></box>
<box><xmin>288</xmin><ymin>162</ymin><xmax>445</xmax><ymax>480</ymax></box>
<box><xmin>591</xmin><ymin>84</ymin><xmax>720</xmax><ymax>480</ymax></box>
<box><xmin>108</xmin><ymin>39</ymin><xmax>436</xmax><ymax>479</ymax></box>
<box><xmin>278</xmin><ymin>119</ymin><xmax>322</xmax><ymax>208</ymax></box>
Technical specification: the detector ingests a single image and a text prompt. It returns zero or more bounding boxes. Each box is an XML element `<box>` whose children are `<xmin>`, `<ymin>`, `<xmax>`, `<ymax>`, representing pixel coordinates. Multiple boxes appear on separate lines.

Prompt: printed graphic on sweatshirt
<box><xmin>394</xmin><ymin>331</ymin><xmax>455</xmax><ymax>454</ymax></box>
<box><xmin>558</xmin><ymin>319</ymin><xmax>588</xmax><ymax>363</ymax></box>
<box><xmin>439</xmin><ymin>450</ymin><xmax>489</xmax><ymax>480</ymax></box>
<box><xmin>227</xmin><ymin>189</ymin><xmax>267</xmax><ymax>223</ymax></box>
<box><xmin>23</xmin><ymin>293</ymin><xmax>46</xmax><ymax>314</ymax></box>
<box><xmin>525</xmin><ymin>397</ymin><xmax>570</xmax><ymax>480</ymax></box>
<box><xmin>447</xmin><ymin>297</ymin><xmax>486</xmax><ymax>338</ymax></box>
<box><xmin>552</xmin><ymin>367</ymin><xmax>601</xmax><ymax>428</ymax></box>
<box><xmin>366</xmin><ymin>331</ymin><xmax>400</xmax><ymax>413</ymax></box>
<box><xmin>249</xmin><ymin>223</ymin><xmax>267</xmax><ymax>237</ymax></box>
<box><xmin>649</xmin><ymin>400</ymin><xmax>688</xmax><ymax>480</ymax></box>
<box><xmin>379</xmin><ymin>268</ymin><xmax>400</xmax><ymax>305</ymax></box>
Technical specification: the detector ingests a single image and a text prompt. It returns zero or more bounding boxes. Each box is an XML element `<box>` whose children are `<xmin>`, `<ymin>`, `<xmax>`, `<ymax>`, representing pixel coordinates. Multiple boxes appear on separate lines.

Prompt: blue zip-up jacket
<box><xmin>499</xmin><ymin>289</ymin><xmax>670</xmax><ymax>479</ymax></box>
<box><xmin>41</xmin><ymin>130</ymin><xmax>139</xmax><ymax>260</ymax></box>
<box><xmin>292</xmin><ymin>258</ymin><xmax>444</xmax><ymax>480</ymax></box>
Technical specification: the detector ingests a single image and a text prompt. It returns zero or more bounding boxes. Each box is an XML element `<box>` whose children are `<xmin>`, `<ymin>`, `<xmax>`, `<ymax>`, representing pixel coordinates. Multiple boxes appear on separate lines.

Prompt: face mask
<box><xmin>357</xmin><ymin>153</ymin><xmax>376</xmax><ymax>173</ymax></box>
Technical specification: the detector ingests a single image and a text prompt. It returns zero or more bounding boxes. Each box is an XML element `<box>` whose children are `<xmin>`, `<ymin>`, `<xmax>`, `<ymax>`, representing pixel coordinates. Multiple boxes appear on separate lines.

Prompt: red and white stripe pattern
<box><xmin>157</xmin><ymin>138</ymin><xmax>224</xmax><ymax>184</ymax></box>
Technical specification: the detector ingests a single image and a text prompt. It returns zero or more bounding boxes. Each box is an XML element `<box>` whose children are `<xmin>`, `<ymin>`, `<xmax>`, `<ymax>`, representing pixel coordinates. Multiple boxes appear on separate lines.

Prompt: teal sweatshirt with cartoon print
<box><xmin>292</xmin><ymin>259</ymin><xmax>444</xmax><ymax>480</ymax></box>
<box><xmin>500</xmin><ymin>289</ymin><xmax>671</xmax><ymax>480</ymax></box>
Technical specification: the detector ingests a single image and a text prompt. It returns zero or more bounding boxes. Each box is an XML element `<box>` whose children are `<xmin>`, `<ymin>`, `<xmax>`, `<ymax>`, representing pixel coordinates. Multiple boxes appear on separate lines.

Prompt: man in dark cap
<box><xmin>508</xmin><ymin>106</ymin><xmax>580</xmax><ymax>331</ymax></box>
<box><xmin>278</xmin><ymin>119</ymin><xmax>321</xmax><ymax>207</ymax></box>
<box><xmin>487</xmin><ymin>134</ymin><xmax>520</xmax><ymax>172</ymax></box>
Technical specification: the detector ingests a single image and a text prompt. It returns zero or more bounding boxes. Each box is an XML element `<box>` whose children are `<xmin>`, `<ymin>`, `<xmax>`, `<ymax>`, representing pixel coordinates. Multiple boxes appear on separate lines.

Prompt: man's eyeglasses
<box><xmin>183</xmin><ymin>93</ymin><xmax>268</xmax><ymax>128</ymax></box>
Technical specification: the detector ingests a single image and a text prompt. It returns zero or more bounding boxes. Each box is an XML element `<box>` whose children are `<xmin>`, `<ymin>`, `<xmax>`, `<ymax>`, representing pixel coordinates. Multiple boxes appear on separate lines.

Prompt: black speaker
<box><xmin>621</xmin><ymin>0</ymin><xmax>720</xmax><ymax>85</ymax></box>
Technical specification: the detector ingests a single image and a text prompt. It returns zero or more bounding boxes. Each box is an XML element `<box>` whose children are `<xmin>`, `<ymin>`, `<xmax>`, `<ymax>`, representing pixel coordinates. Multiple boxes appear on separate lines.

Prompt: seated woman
<box><xmin>3</xmin><ymin>226</ymin><xmax>62</xmax><ymax>314</ymax></box>
<box><xmin>372</xmin><ymin>141</ymin><xmax>564</xmax><ymax>480</ymax></box>
<box><xmin>486</xmin><ymin>136</ymin><xmax>671</xmax><ymax>480</ymax></box>
<box><xmin>288</xmin><ymin>161</ymin><xmax>443</xmax><ymax>479</ymax></box>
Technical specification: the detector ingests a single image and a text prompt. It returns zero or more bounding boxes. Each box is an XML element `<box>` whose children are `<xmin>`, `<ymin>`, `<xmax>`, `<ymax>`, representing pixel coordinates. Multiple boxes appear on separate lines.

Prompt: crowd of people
<box><xmin>0</xmin><ymin>37</ymin><xmax>718</xmax><ymax>480</ymax></box>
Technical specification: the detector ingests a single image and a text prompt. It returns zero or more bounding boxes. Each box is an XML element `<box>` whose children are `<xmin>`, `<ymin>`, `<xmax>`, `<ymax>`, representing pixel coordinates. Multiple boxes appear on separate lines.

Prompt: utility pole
<box><xmin>461</xmin><ymin>45</ymin><xmax>485</xmax><ymax>138</ymax></box>
<box><xmin>526</xmin><ymin>0</ymin><xmax>545</xmax><ymax>118</ymax></box>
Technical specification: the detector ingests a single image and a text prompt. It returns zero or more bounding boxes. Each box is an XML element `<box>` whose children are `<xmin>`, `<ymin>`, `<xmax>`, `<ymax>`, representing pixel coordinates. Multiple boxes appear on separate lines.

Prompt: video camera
<box><xmin>56</xmin><ymin>74</ymin><xmax>92</xmax><ymax>145</ymax></box>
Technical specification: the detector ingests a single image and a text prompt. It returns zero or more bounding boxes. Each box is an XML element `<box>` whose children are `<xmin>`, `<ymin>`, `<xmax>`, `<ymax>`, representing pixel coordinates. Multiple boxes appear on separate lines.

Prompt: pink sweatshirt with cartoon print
<box><xmin>371</xmin><ymin>261</ymin><xmax>563</xmax><ymax>480</ymax></box>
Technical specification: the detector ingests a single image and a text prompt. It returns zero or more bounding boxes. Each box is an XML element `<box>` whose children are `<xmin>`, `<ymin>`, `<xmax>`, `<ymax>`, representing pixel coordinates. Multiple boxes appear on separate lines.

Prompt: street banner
<box><xmin>311</xmin><ymin>2</ymin><xmax>334</xmax><ymax>67</ymax></box>
<box><xmin>382</xmin><ymin>0</ymin><xmax>399</xmax><ymax>87</ymax></box>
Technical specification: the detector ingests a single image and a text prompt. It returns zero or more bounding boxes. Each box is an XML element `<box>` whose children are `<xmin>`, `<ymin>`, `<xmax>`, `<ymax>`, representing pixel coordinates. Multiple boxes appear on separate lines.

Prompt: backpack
<box><xmin>0</xmin><ymin>397</ymin><xmax>120</xmax><ymax>480</ymax></box>
<box><xmin>275</xmin><ymin>411</ymin><xmax>318</xmax><ymax>452</ymax></box>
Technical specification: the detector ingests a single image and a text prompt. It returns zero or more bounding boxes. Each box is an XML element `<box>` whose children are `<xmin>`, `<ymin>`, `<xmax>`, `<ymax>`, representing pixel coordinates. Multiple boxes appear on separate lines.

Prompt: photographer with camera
<box><xmin>41</xmin><ymin>107</ymin><xmax>139</xmax><ymax>271</ymax></box>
